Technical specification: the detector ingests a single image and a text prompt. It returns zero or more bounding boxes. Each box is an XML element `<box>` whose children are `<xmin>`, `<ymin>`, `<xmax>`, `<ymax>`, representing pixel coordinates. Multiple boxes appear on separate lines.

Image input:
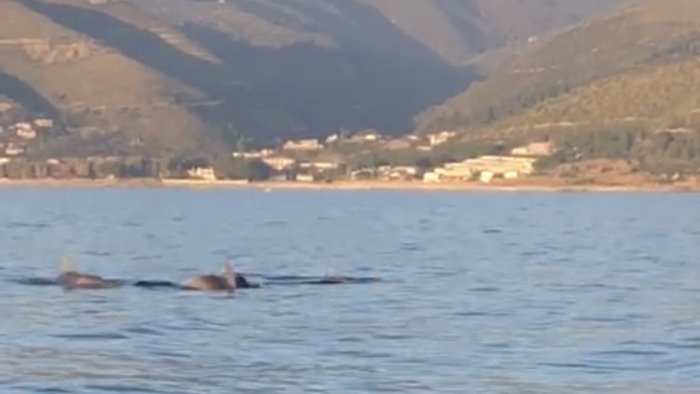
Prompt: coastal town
<box><xmin>221</xmin><ymin>130</ymin><xmax>554</xmax><ymax>185</ymax></box>
<box><xmin>0</xmin><ymin>92</ymin><xmax>561</xmax><ymax>185</ymax></box>
<box><xmin>1</xmin><ymin>105</ymin><xmax>697</xmax><ymax>191</ymax></box>
<box><xmin>2</xmin><ymin>93</ymin><xmax>695</xmax><ymax>190</ymax></box>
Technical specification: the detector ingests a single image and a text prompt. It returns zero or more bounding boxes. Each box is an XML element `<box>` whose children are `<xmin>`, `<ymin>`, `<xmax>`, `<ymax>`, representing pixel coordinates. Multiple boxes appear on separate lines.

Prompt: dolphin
<box><xmin>56</xmin><ymin>259</ymin><xmax>120</xmax><ymax>290</ymax></box>
<box><xmin>181</xmin><ymin>261</ymin><xmax>237</xmax><ymax>293</ymax></box>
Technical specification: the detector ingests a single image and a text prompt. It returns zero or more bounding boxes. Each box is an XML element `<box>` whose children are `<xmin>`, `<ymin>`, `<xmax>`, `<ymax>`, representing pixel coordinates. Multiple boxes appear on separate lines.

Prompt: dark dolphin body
<box><xmin>56</xmin><ymin>260</ymin><xmax>122</xmax><ymax>290</ymax></box>
<box><xmin>259</xmin><ymin>275</ymin><xmax>382</xmax><ymax>286</ymax></box>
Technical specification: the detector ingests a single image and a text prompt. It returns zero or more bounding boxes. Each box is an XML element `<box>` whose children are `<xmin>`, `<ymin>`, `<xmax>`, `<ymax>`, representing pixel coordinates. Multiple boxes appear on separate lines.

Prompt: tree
<box><xmin>414</xmin><ymin>157</ymin><xmax>433</xmax><ymax>171</ymax></box>
<box><xmin>247</xmin><ymin>160</ymin><xmax>273</xmax><ymax>181</ymax></box>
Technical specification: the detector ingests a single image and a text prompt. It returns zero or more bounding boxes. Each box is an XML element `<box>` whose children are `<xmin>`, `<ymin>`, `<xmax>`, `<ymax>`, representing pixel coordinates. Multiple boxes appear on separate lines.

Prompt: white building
<box><xmin>262</xmin><ymin>156</ymin><xmax>296</xmax><ymax>171</ymax></box>
<box><xmin>187</xmin><ymin>166</ymin><xmax>217</xmax><ymax>181</ymax></box>
<box><xmin>17</xmin><ymin>128</ymin><xmax>37</xmax><ymax>140</ymax></box>
<box><xmin>428</xmin><ymin>131</ymin><xmax>457</xmax><ymax>146</ymax></box>
<box><xmin>511</xmin><ymin>142</ymin><xmax>554</xmax><ymax>157</ymax></box>
<box><xmin>34</xmin><ymin>118</ymin><xmax>54</xmax><ymax>128</ymax></box>
<box><xmin>298</xmin><ymin>161</ymin><xmax>340</xmax><ymax>171</ymax></box>
<box><xmin>233</xmin><ymin>149</ymin><xmax>275</xmax><ymax>159</ymax></box>
<box><xmin>426</xmin><ymin>155</ymin><xmax>538</xmax><ymax>183</ymax></box>
<box><xmin>295</xmin><ymin>173</ymin><xmax>315</xmax><ymax>182</ymax></box>
<box><xmin>283</xmin><ymin>139</ymin><xmax>322</xmax><ymax>151</ymax></box>
<box><xmin>5</xmin><ymin>144</ymin><xmax>25</xmax><ymax>156</ymax></box>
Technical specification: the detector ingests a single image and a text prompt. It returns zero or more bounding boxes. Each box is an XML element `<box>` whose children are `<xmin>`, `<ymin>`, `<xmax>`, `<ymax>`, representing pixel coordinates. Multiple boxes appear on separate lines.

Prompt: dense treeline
<box><xmin>539</xmin><ymin>128</ymin><xmax>700</xmax><ymax>174</ymax></box>
<box><xmin>0</xmin><ymin>156</ymin><xmax>248</xmax><ymax>180</ymax></box>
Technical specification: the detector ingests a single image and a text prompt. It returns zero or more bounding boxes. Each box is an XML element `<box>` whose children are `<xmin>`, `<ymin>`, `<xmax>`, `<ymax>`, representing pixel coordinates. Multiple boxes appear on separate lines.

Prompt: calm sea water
<box><xmin>0</xmin><ymin>188</ymin><xmax>699</xmax><ymax>393</ymax></box>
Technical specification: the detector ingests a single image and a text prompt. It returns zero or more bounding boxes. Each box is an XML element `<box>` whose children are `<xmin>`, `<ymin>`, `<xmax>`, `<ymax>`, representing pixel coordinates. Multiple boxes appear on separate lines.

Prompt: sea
<box><xmin>0</xmin><ymin>187</ymin><xmax>698</xmax><ymax>393</ymax></box>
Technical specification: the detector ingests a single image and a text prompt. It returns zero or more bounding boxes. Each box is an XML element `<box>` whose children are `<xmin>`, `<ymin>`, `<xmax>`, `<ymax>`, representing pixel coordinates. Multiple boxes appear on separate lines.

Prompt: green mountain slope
<box><xmin>472</xmin><ymin>58</ymin><xmax>700</xmax><ymax>141</ymax></box>
<box><xmin>416</xmin><ymin>0</ymin><xmax>696</xmax><ymax>133</ymax></box>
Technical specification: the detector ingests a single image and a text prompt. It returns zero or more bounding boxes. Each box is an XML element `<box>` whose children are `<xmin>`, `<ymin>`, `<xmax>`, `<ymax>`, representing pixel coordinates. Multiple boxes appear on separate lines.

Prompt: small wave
<box><xmin>263</xmin><ymin>220</ymin><xmax>287</xmax><ymax>226</ymax></box>
<box><xmin>538</xmin><ymin>362</ymin><xmax>617</xmax><ymax>372</ymax></box>
<box><xmin>671</xmin><ymin>337</ymin><xmax>700</xmax><ymax>349</ymax></box>
<box><xmin>9</xmin><ymin>277</ymin><xmax>57</xmax><ymax>286</ymax></box>
<box><xmin>371</xmin><ymin>333</ymin><xmax>412</xmax><ymax>340</ymax></box>
<box><xmin>573</xmin><ymin>316</ymin><xmax>625</xmax><ymax>323</ymax></box>
<box><xmin>590</xmin><ymin>349</ymin><xmax>668</xmax><ymax>357</ymax></box>
<box><xmin>520</xmin><ymin>250</ymin><xmax>546</xmax><ymax>257</ymax></box>
<box><xmin>83</xmin><ymin>250</ymin><xmax>113</xmax><ymax>257</ymax></box>
<box><xmin>336</xmin><ymin>336</ymin><xmax>364</xmax><ymax>343</ymax></box>
<box><xmin>51</xmin><ymin>332</ymin><xmax>129</xmax><ymax>340</ymax></box>
<box><xmin>469</xmin><ymin>286</ymin><xmax>501</xmax><ymax>293</ymax></box>
<box><xmin>130</xmin><ymin>255</ymin><xmax>163</xmax><ymax>261</ymax></box>
<box><xmin>8</xmin><ymin>221</ymin><xmax>50</xmax><ymax>229</ymax></box>
<box><xmin>400</xmin><ymin>242</ymin><xmax>423</xmax><ymax>252</ymax></box>
<box><xmin>320</xmin><ymin>349</ymin><xmax>393</xmax><ymax>360</ymax></box>
<box><xmin>11</xmin><ymin>387</ymin><xmax>73</xmax><ymax>394</ymax></box>
<box><xmin>84</xmin><ymin>385</ymin><xmax>159</xmax><ymax>393</ymax></box>
<box><xmin>455</xmin><ymin>311</ymin><xmax>511</xmax><ymax>318</ymax></box>
<box><xmin>150</xmin><ymin>350</ymin><xmax>190</xmax><ymax>359</ymax></box>
<box><xmin>123</xmin><ymin>326</ymin><xmax>164</xmax><ymax>336</ymax></box>
<box><xmin>454</xmin><ymin>311</ymin><xmax>491</xmax><ymax>317</ymax></box>
<box><xmin>34</xmin><ymin>388</ymin><xmax>73</xmax><ymax>393</ymax></box>
<box><xmin>261</xmin><ymin>275</ymin><xmax>382</xmax><ymax>285</ymax></box>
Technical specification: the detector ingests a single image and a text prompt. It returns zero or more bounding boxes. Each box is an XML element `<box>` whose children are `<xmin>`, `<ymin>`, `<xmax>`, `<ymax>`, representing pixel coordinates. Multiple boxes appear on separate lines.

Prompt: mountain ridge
<box><xmin>0</xmin><ymin>0</ymin><xmax>632</xmax><ymax>159</ymax></box>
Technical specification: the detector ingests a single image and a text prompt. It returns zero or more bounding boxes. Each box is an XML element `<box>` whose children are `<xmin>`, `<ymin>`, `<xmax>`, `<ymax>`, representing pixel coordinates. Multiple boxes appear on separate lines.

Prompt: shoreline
<box><xmin>0</xmin><ymin>177</ymin><xmax>697</xmax><ymax>193</ymax></box>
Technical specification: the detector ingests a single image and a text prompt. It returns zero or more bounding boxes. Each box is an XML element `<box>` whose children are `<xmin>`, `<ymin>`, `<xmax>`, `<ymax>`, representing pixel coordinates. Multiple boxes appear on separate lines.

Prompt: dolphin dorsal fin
<box><xmin>60</xmin><ymin>258</ymin><xmax>76</xmax><ymax>274</ymax></box>
<box><xmin>223</xmin><ymin>260</ymin><xmax>236</xmax><ymax>292</ymax></box>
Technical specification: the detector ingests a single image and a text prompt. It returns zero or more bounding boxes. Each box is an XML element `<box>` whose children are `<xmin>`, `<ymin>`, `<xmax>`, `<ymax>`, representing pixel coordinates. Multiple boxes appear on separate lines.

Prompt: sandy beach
<box><xmin>0</xmin><ymin>177</ymin><xmax>697</xmax><ymax>193</ymax></box>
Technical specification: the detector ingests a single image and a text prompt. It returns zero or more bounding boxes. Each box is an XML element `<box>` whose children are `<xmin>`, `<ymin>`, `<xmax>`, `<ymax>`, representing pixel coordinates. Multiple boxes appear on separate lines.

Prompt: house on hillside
<box><xmin>232</xmin><ymin>149</ymin><xmax>275</xmax><ymax>159</ymax></box>
<box><xmin>424</xmin><ymin>163</ymin><xmax>474</xmax><ymax>182</ymax></box>
<box><xmin>510</xmin><ymin>141</ymin><xmax>554</xmax><ymax>157</ymax></box>
<box><xmin>5</xmin><ymin>143</ymin><xmax>25</xmax><ymax>156</ymax></box>
<box><xmin>377</xmin><ymin>165</ymin><xmax>419</xmax><ymax>181</ymax></box>
<box><xmin>295</xmin><ymin>173</ymin><xmax>315</xmax><ymax>182</ymax></box>
<box><xmin>16</xmin><ymin>128</ymin><xmax>37</xmax><ymax>140</ymax></box>
<box><xmin>262</xmin><ymin>156</ymin><xmax>296</xmax><ymax>171</ymax></box>
<box><xmin>349</xmin><ymin>130</ymin><xmax>382</xmax><ymax>143</ymax></box>
<box><xmin>350</xmin><ymin>168</ymin><xmax>376</xmax><ymax>180</ymax></box>
<box><xmin>187</xmin><ymin>166</ymin><xmax>217</xmax><ymax>181</ymax></box>
<box><xmin>33</xmin><ymin>118</ymin><xmax>54</xmax><ymax>129</ymax></box>
<box><xmin>298</xmin><ymin>161</ymin><xmax>341</xmax><ymax>171</ymax></box>
<box><xmin>13</xmin><ymin>122</ymin><xmax>37</xmax><ymax>140</ymax></box>
<box><xmin>427</xmin><ymin>130</ymin><xmax>457</xmax><ymax>146</ymax></box>
<box><xmin>425</xmin><ymin>155</ymin><xmax>537</xmax><ymax>183</ymax></box>
<box><xmin>283</xmin><ymin>139</ymin><xmax>322</xmax><ymax>151</ymax></box>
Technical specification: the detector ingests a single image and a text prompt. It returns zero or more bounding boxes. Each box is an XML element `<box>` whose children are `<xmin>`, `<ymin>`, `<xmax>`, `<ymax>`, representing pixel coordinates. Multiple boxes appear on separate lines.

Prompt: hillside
<box><xmin>0</xmin><ymin>0</ymin><xmax>221</xmax><ymax>158</ymax></box>
<box><xmin>140</xmin><ymin>0</ymin><xmax>628</xmax><ymax>67</ymax></box>
<box><xmin>0</xmin><ymin>0</ymin><xmax>630</xmax><ymax>160</ymax></box>
<box><xmin>471</xmin><ymin>58</ymin><xmax>700</xmax><ymax>140</ymax></box>
<box><xmin>416</xmin><ymin>0</ymin><xmax>699</xmax><ymax>133</ymax></box>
